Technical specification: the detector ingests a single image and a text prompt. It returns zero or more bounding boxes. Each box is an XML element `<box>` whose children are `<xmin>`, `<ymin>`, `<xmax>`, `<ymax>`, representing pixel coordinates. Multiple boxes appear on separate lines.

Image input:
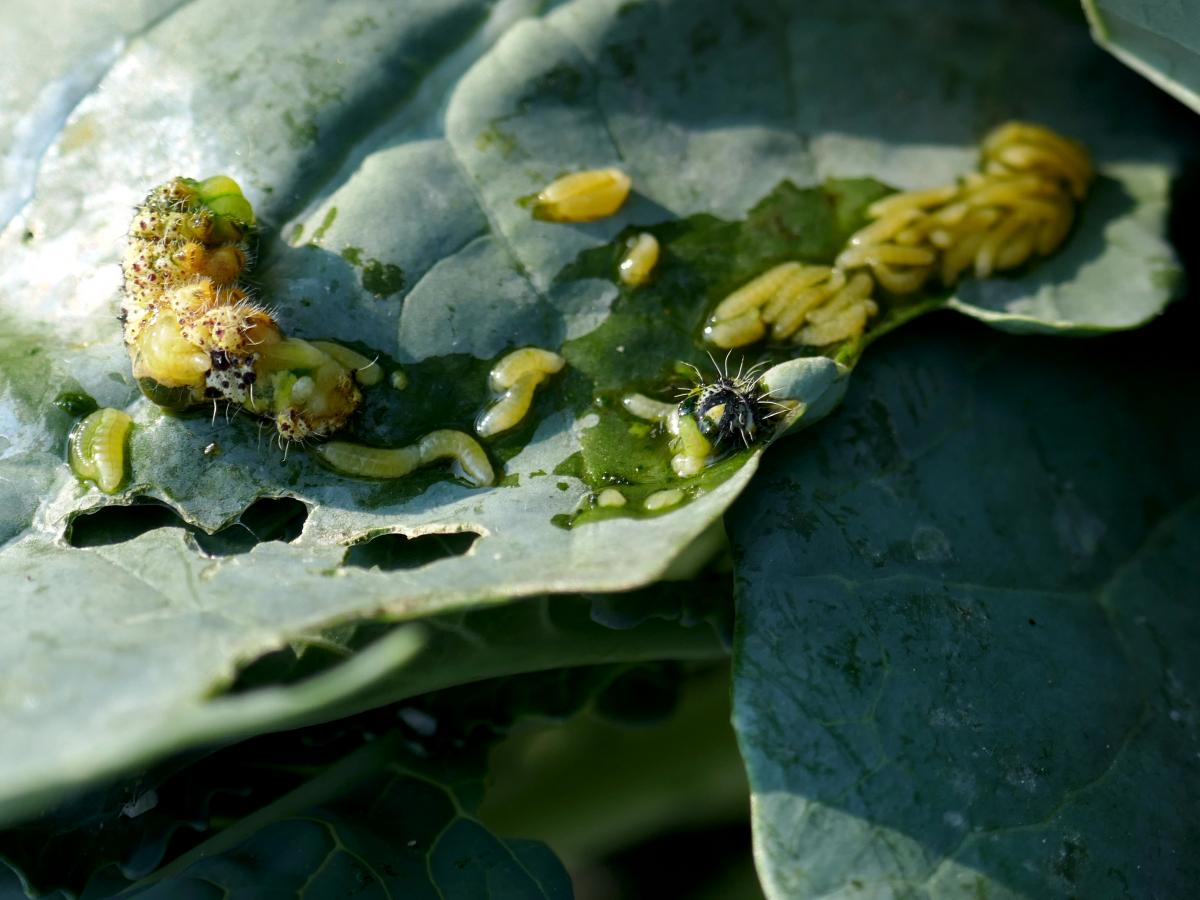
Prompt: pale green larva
<box><xmin>643</xmin><ymin>488</ymin><xmax>684</xmax><ymax>511</ymax></box>
<box><xmin>618</xmin><ymin>233</ymin><xmax>660</xmax><ymax>286</ymax></box>
<box><xmin>477</xmin><ymin>373</ymin><xmax>539</xmax><ymax>438</ymax></box>
<box><xmin>621</xmin><ymin>393</ymin><xmax>675</xmax><ymax>422</ymax></box>
<box><xmin>314</xmin><ymin>429</ymin><xmax>494</xmax><ymax>487</ymax></box>
<box><xmin>488</xmin><ymin>347</ymin><xmax>565</xmax><ymax>392</ymax></box>
<box><xmin>310</xmin><ymin>341</ymin><xmax>384</xmax><ymax>387</ymax></box>
<box><xmin>417</xmin><ymin>430</ymin><xmax>495</xmax><ymax>486</ymax></box>
<box><xmin>477</xmin><ymin>347</ymin><xmax>565</xmax><ymax>438</ymax></box>
<box><xmin>69</xmin><ymin>408</ymin><xmax>134</xmax><ymax>494</ymax></box>
<box><xmin>314</xmin><ymin>442</ymin><xmax>422</xmax><ymax>479</ymax></box>
<box><xmin>533</xmin><ymin>168</ymin><xmax>632</xmax><ymax>223</ymax></box>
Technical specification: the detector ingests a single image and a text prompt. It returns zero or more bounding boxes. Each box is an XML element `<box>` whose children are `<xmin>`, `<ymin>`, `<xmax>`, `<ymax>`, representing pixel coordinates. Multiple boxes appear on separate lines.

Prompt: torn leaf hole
<box><xmin>66</xmin><ymin>496</ymin><xmax>308</xmax><ymax>556</ymax></box>
<box><xmin>341</xmin><ymin>531</ymin><xmax>479</xmax><ymax>572</ymax></box>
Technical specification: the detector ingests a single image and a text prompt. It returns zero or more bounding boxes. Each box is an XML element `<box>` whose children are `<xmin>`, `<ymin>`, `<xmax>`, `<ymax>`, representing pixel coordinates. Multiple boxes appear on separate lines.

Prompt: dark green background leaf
<box><xmin>730</xmin><ymin>298</ymin><xmax>1200</xmax><ymax>896</ymax></box>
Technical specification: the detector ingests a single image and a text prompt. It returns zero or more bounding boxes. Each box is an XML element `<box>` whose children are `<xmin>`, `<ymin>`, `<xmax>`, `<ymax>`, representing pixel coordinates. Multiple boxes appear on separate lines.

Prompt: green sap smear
<box><xmin>341</xmin><ymin>246</ymin><xmax>406</xmax><ymax>299</ymax></box>
<box><xmin>552</xmin><ymin>177</ymin><xmax>923</xmax><ymax>523</ymax></box>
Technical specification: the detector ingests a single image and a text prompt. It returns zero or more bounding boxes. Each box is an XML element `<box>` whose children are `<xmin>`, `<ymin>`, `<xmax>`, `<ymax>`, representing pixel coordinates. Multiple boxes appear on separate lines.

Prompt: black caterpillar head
<box><xmin>678</xmin><ymin>356</ymin><xmax>781</xmax><ymax>450</ymax></box>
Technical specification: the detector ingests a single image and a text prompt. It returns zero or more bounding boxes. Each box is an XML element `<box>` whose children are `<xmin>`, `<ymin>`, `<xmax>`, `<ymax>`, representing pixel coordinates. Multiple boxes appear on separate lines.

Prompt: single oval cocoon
<box><xmin>533</xmin><ymin>168</ymin><xmax>632</xmax><ymax>222</ymax></box>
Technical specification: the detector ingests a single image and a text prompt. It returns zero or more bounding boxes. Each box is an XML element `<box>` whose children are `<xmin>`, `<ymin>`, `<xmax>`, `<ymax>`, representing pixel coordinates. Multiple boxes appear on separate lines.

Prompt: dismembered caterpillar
<box><xmin>121</xmin><ymin>176</ymin><xmax>364</xmax><ymax>443</ymax></box>
<box><xmin>704</xmin><ymin>121</ymin><xmax>1093</xmax><ymax>349</ymax></box>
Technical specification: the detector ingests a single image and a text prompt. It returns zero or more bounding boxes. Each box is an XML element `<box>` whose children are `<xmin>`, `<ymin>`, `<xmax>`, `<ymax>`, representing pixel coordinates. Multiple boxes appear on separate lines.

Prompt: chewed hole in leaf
<box><xmin>66</xmin><ymin>496</ymin><xmax>308</xmax><ymax>555</ymax></box>
<box><xmin>341</xmin><ymin>530</ymin><xmax>480</xmax><ymax>572</ymax></box>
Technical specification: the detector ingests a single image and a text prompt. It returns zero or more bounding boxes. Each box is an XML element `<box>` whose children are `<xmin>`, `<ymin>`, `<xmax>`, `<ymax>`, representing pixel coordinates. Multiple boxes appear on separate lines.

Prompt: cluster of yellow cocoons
<box><xmin>621</xmin><ymin>393</ymin><xmax>713</xmax><ymax>479</ymax></box>
<box><xmin>122</xmin><ymin>175</ymin><xmax>364</xmax><ymax>441</ymax></box>
<box><xmin>705</xmin><ymin>122</ymin><xmax>1092</xmax><ymax>349</ymax></box>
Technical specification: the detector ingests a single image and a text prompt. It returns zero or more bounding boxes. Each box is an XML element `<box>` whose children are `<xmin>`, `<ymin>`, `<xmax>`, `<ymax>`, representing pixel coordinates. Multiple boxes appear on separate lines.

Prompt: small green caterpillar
<box><xmin>69</xmin><ymin>408</ymin><xmax>133</xmax><ymax>493</ymax></box>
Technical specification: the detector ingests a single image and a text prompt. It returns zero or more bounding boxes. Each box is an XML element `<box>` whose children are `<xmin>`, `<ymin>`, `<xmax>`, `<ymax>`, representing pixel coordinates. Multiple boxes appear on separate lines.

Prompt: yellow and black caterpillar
<box><xmin>121</xmin><ymin>176</ymin><xmax>362</xmax><ymax>441</ymax></box>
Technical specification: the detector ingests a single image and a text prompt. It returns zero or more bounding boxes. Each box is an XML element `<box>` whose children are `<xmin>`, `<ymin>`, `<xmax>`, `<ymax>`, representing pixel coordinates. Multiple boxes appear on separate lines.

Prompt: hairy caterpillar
<box><xmin>69</xmin><ymin>408</ymin><xmax>133</xmax><ymax>493</ymax></box>
<box><xmin>705</xmin><ymin>122</ymin><xmax>1092</xmax><ymax>349</ymax></box>
<box><xmin>121</xmin><ymin>176</ymin><xmax>363</xmax><ymax>442</ymax></box>
<box><xmin>624</xmin><ymin>357</ymin><xmax>784</xmax><ymax>477</ymax></box>
<box><xmin>476</xmin><ymin>347</ymin><xmax>565</xmax><ymax>438</ymax></box>
<box><xmin>533</xmin><ymin>168</ymin><xmax>631</xmax><ymax>222</ymax></box>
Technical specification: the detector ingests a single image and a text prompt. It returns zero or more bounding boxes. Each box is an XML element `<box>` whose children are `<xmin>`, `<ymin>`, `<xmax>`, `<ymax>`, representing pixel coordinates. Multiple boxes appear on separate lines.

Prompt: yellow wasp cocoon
<box><xmin>712</xmin><ymin>262</ymin><xmax>802</xmax><ymax>321</ymax></box>
<box><xmin>390</xmin><ymin>370</ymin><xmax>409</xmax><ymax>391</ymax></box>
<box><xmin>315</xmin><ymin>430</ymin><xmax>494</xmax><ymax>487</ymax></box>
<box><xmin>866</xmin><ymin>185</ymin><xmax>959</xmax><ymax>219</ymax></box>
<box><xmin>69</xmin><ymin>408</ymin><xmax>134</xmax><ymax>494</ymax></box>
<box><xmin>596</xmin><ymin>488</ymin><xmax>627</xmax><ymax>508</ymax></box>
<box><xmin>643</xmin><ymin>488</ymin><xmax>684</xmax><ymax>511</ymax></box>
<box><xmin>477</xmin><ymin>347</ymin><xmax>565</xmax><ymax>438</ymax></box>
<box><xmin>618</xmin><ymin>233</ymin><xmax>660</xmax><ymax>286</ymax></box>
<box><xmin>533</xmin><ymin>168</ymin><xmax>632</xmax><ymax>222</ymax></box>
<box><xmin>704</xmin><ymin>312</ymin><xmax>765</xmax><ymax>349</ymax></box>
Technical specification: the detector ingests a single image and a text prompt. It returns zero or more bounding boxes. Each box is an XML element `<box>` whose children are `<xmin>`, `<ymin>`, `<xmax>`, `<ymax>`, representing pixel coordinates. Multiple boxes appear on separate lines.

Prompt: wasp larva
<box><xmin>621</xmin><ymin>393</ymin><xmax>675</xmax><ymax>421</ymax></box>
<box><xmin>703</xmin><ymin>122</ymin><xmax>1091</xmax><ymax>350</ymax></box>
<box><xmin>69</xmin><ymin>408</ymin><xmax>134</xmax><ymax>494</ymax></box>
<box><xmin>310</xmin><ymin>341</ymin><xmax>384</xmax><ymax>386</ymax></box>
<box><xmin>618</xmin><ymin>232</ymin><xmax>660</xmax><ymax>286</ymax></box>
<box><xmin>122</xmin><ymin>175</ymin><xmax>363</xmax><ymax>443</ymax></box>
<box><xmin>315</xmin><ymin>429</ymin><xmax>494</xmax><ymax>487</ymax></box>
<box><xmin>643</xmin><ymin>488</ymin><xmax>684</xmax><ymax>511</ymax></box>
<box><xmin>476</xmin><ymin>347</ymin><xmax>565</xmax><ymax>438</ymax></box>
<box><xmin>533</xmin><ymin>168</ymin><xmax>632</xmax><ymax>222</ymax></box>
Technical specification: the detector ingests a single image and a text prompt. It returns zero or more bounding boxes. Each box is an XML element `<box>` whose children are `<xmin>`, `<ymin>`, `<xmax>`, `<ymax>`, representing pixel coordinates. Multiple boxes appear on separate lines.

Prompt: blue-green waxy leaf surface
<box><xmin>729</xmin><ymin>311</ymin><xmax>1200</xmax><ymax>898</ymax></box>
<box><xmin>0</xmin><ymin>0</ymin><xmax>1191</xmax><ymax>829</ymax></box>
<box><xmin>1083</xmin><ymin>0</ymin><xmax>1200</xmax><ymax>115</ymax></box>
